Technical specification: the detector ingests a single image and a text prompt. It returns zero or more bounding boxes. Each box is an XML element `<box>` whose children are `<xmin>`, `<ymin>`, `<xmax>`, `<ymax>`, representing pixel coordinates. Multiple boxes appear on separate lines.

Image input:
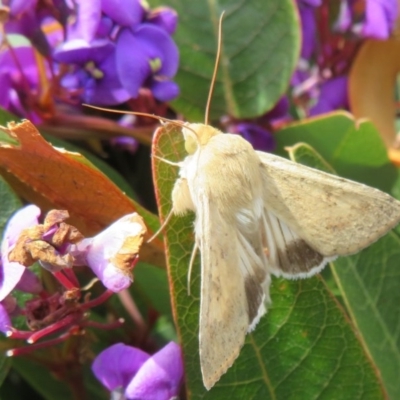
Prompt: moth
<box><xmin>88</xmin><ymin>15</ymin><xmax>400</xmax><ymax>392</ymax></box>
<box><xmin>157</xmin><ymin>19</ymin><xmax>400</xmax><ymax>391</ymax></box>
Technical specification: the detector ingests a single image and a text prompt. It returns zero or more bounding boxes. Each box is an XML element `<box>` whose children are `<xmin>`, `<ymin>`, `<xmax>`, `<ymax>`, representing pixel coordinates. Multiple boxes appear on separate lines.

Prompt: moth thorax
<box><xmin>183</xmin><ymin>123</ymin><xmax>221</xmax><ymax>154</ymax></box>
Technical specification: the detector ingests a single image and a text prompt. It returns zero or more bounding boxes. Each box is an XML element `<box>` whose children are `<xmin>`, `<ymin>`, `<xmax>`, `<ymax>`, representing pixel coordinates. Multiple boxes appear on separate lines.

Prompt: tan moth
<box><xmin>88</xmin><ymin>14</ymin><xmax>400</xmax><ymax>391</ymax></box>
<box><xmin>159</xmin><ymin>15</ymin><xmax>400</xmax><ymax>390</ymax></box>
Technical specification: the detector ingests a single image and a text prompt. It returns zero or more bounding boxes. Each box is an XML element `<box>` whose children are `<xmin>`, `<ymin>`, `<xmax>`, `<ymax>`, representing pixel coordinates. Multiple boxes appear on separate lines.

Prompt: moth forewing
<box><xmin>257</xmin><ymin>151</ymin><xmax>400</xmax><ymax>258</ymax></box>
<box><xmin>173</xmin><ymin>126</ymin><xmax>272</xmax><ymax>388</ymax></box>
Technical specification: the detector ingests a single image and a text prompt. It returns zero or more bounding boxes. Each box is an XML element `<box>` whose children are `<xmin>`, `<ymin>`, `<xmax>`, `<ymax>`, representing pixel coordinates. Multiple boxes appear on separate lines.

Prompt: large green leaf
<box><xmin>152</xmin><ymin>124</ymin><xmax>386</xmax><ymax>399</ymax></box>
<box><xmin>276</xmin><ymin>111</ymin><xmax>398</xmax><ymax>192</ymax></box>
<box><xmin>152</xmin><ymin>0</ymin><xmax>300</xmax><ymax>121</ymax></box>
<box><xmin>280</xmin><ymin>114</ymin><xmax>400</xmax><ymax>399</ymax></box>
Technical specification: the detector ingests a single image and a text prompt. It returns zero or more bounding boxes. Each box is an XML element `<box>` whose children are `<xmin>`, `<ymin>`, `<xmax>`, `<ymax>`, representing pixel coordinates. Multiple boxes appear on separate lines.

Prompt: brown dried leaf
<box><xmin>0</xmin><ymin>120</ymin><xmax>165</xmax><ymax>268</ymax></box>
<box><xmin>349</xmin><ymin>39</ymin><xmax>400</xmax><ymax>148</ymax></box>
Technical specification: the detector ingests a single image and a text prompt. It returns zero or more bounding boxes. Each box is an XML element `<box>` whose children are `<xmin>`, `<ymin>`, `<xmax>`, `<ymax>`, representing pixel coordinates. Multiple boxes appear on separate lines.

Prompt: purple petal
<box><xmin>9</xmin><ymin>0</ymin><xmax>38</xmax><ymax>16</ymax></box>
<box><xmin>310</xmin><ymin>76</ymin><xmax>348</xmax><ymax>116</ymax></box>
<box><xmin>134</xmin><ymin>24</ymin><xmax>179</xmax><ymax>77</ymax></box>
<box><xmin>101</xmin><ymin>0</ymin><xmax>145</xmax><ymax>28</ymax></box>
<box><xmin>73</xmin><ymin>213</ymin><xmax>144</xmax><ymax>292</ymax></box>
<box><xmin>53</xmin><ymin>38</ymin><xmax>114</xmax><ymax>65</ymax></box>
<box><xmin>147</xmin><ymin>7</ymin><xmax>178</xmax><ymax>34</ymax></box>
<box><xmin>125</xmin><ymin>342</ymin><xmax>183</xmax><ymax>400</ymax></box>
<box><xmin>299</xmin><ymin>6</ymin><xmax>317</xmax><ymax>59</ymax></box>
<box><xmin>67</xmin><ymin>0</ymin><xmax>102</xmax><ymax>42</ymax></box>
<box><xmin>297</xmin><ymin>0</ymin><xmax>322</xmax><ymax>6</ymax></box>
<box><xmin>82</xmin><ymin>50</ymin><xmax>131</xmax><ymax>105</ymax></box>
<box><xmin>264</xmin><ymin>96</ymin><xmax>289</xmax><ymax>121</ymax></box>
<box><xmin>92</xmin><ymin>343</ymin><xmax>150</xmax><ymax>391</ymax></box>
<box><xmin>363</xmin><ymin>0</ymin><xmax>397</xmax><ymax>39</ymax></box>
<box><xmin>233</xmin><ymin>123</ymin><xmax>276</xmax><ymax>152</ymax></box>
<box><xmin>3</xmin><ymin>205</ymin><xmax>41</xmax><ymax>250</ymax></box>
<box><xmin>15</xmin><ymin>269</ymin><xmax>42</xmax><ymax>294</ymax></box>
<box><xmin>5</xmin><ymin>10</ymin><xmax>41</xmax><ymax>41</ymax></box>
<box><xmin>0</xmin><ymin>302</ymin><xmax>12</xmax><ymax>333</ymax></box>
<box><xmin>150</xmin><ymin>80</ymin><xmax>180</xmax><ymax>102</ymax></box>
<box><xmin>116</xmin><ymin>24</ymin><xmax>179</xmax><ymax>97</ymax></box>
<box><xmin>0</xmin><ymin>73</ymin><xmax>12</xmax><ymax>109</ymax></box>
<box><xmin>96</xmin><ymin>16</ymin><xmax>114</xmax><ymax>38</ymax></box>
<box><xmin>116</xmin><ymin>28</ymin><xmax>152</xmax><ymax>97</ymax></box>
<box><xmin>0</xmin><ymin>45</ymin><xmax>41</xmax><ymax>87</ymax></box>
<box><xmin>110</xmin><ymin>136</ymin><xmax>139</xmax><ymax>153</ymax></box>
<box><xmin>333</xmin><ymin>1</ymin><xmax>352</xmax><ymax>32</ymax></box>
<box><xmin>40</xmin><ymin>16</ymin><xmax>64</xmax><ymax>50</ymax></box>
<box><xmin>0</xmin><ymin>205</ymin><xmax>41</xmax><ymax>301</ymax></box>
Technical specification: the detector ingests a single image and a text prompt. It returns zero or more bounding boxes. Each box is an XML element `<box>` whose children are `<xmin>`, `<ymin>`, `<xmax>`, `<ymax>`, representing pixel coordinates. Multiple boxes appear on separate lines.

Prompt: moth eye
<box><xmin>184</xmin><ymin>134</ymin><xmax>198</xmax><ymax>154</ymax></box>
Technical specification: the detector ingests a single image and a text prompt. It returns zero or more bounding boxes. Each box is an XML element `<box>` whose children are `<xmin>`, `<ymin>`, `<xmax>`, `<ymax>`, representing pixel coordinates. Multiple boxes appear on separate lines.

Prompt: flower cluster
<box><xmin>0</xmin><ymin>204</ymin><xmax>146</xmax><ymax>354</ymax></box>
<box><xmin>231</xmin><ymin>0</ymin><xmax>398</xmax><ymax>152</ymax></box>
<box><xmin>293</xmin><ymin>0</ymin><xmax>397</xmax><ymax>116</ymax></box>
<box><xmin>53</xmin><ymin>1</ymin><xmax>179</xmax><ymax>105</ymax></box>
<box><xmin>0</xmin><ymin>0</ymin><xmax>179</xmax><ymax>121</ymax></box>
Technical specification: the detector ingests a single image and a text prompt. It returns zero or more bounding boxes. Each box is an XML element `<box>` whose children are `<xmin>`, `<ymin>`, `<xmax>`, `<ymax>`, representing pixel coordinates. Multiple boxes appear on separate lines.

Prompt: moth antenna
<box><xmin>147</xmin><ymin>208</ymin><xmax>174</xmax><ymax>243</ymax></box>
<box><xmin>82</xmin><ymin>104</ymin><xmax>199</xmax><ymax>137</ymax></box>
<box><xmin>152</xmin><ymin>155</ymin><xmax>182</xmax><ymax>167</ymax></box>
<box><xmin>187</xmin><ymin>243</ymin><xmax>199</xmax><ymax>296</ymax></box>
<box><xmin>204</xmin><ymin>11</ymin><xmax>225</xmax><ymax>125</ymax></box>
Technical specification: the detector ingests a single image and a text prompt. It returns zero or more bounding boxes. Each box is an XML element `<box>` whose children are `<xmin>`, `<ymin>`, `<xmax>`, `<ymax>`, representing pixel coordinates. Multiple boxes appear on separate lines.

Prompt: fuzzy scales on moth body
<box><xmin>169</xmin><ymin>122</ymin><xmax>400</xmax><ymax>390</ymax></box>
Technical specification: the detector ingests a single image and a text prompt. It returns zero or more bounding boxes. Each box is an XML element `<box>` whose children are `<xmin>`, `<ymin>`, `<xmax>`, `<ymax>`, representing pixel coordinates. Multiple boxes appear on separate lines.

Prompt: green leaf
<box><xmin>11</xmin><ymin>357</ymin><xmax>107</xmax><ymax>400</ymax></box>
<box><xmin>276</xmin><ymin>111</ymin><xmax>398</xmax><ymax>192</ymax></box>
<box><xmin>0</xmin><ymin>176</ymin><xmax>22</xmax><ymax>238</ymax></box>
<box><xmin>285</xmin><ymin>142</ymin><xmax>336</xmax><ymax>173</ymax></box>
<box><xmin>332</xmin><ymin>236</ymin><xmax>400</xmax><ymax>399</ymax></box>
<box><xmin>152</xmin><ymin>0</ymin><xmax>300</xmax><ymax>121</ymax></box>
<box><xmin>152</xmin><ymin>124</ymin><xmax>386</xmax><ymax>399</ymax></box>
<box><xmin>0</xmin><ymin>357</ymin><xmax>11</xmax><ymax>388</ymax></box>
<box><xmin>11</xmin><ymin>358</ymin><xmax>72</xmax><ymax>400</ymax></box>
<box><xmin>132</xmin><ymin>262</ymin><xmax>172</xmax><ymax>318</ymax></box>
<box><xmin>279</xmin><ymin>118</ymin><xmax>400</xmax><ymax>398</ymax></box>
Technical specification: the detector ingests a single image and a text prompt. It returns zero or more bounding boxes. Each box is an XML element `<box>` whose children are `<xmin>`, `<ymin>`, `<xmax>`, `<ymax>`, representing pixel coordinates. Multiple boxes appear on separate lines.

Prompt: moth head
<box><xmin>182</xmin><ymin>123</ymin><xmax>221</xmax><ymax>154</ymax></box>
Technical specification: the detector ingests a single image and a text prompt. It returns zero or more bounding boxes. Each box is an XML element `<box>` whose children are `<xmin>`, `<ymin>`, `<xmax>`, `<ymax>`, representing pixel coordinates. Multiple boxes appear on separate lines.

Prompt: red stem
<box><xmin>80</xmin><ymin>289</ymin><xmax>113</xmax><ymax>310</ymax></box>
<box><xmin>7</xmin><ymin>331</ymin><xmax>70</xmax><ymax>357</ymax></box>
<box><xmin>53</xmin><ymin>271</ymin><xmax>76</xmax><ymax>290</ymax></box>
<box><xmin>82</xmin><ymin>318</ymin><xmax>124</xmax><ymax>330</ymax></box>
<box><xmin>63</xmin><ymin>268</ymin><xmax>80</xmax><ymax>288</ymax></box>
<box><xmin>27</xmin><ymin>313</ymin><xmax>78</xmax><ymax>344</ymax></box>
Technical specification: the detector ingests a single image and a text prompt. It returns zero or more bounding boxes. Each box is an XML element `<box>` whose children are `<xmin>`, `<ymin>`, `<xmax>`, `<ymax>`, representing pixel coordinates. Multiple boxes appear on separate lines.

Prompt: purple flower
<box><xmin>92</xmin><ymin>342</ymin><xmax>183</xmax><ymax>400</ymax></box>
<box><xmin>67</xmin><ymin>0</ymin><xmax>103</xmax><ymax>43</ymax></box>
<box><xmin>0</xmin><ymin>205</ymin><xmax>42</xmax><ymax>301</ymax></box>
<box><xmin>54</xmin><ymin>0</ymin><xmax>180</xmax><ymax>104</ymax></box>
<box><xmin>116</xmin><ymin>23</ymin><xmax>179</xmax><ymax>102</ymax></box>
<box><xmin>101</xmin><ymin>0</ymin><xmax>146</xmax><ymax>28</ymax></box>
<box><xmin>334</xmin><ymin>0</ymin><xmax>397</xmax><ymax>39</ymax></box>
<box><xmin>147</xmin><ymin>7</ymin><xmax>178</xmax><ymax>34</ymax></box>
<box><xmin>309</xmin><ymin>76</ymin><xmax>348</xmax><ymax>116</ymax></box>
<box><xmin>231</xmin><ymin>123</ymin><xmax>276</xmax><ymax>152</ymax></box>
<box><xmin>263</xmin><ymin>96</ymin><xmax>290</xmax><ymax>121</ymax></box>
<box><xmin>0</xmin><ymin>40</ymin><xmax>47</xmax><ymax>122</ymax></box>
<box><xmin>297</xmin><ymin>0</ymin><xmax>321</xmax><ymax>59</ymax></box>
<box><xmin>71</xmin><ymin>213</ymin><xmax>146</xmax><ymax>292</ymax></box>
<box><xmin>363</xmin><ymin>0</ymin><xmax>397</xmax><ymax>39</ymax></box>
<box><xmin>7</xmin><ymin>0</ymin><xmax>38</xmax><ymax>16</ymax></box>
<box><xmin>0</xmin><ymin>295</ymin><xmax>18</xmax><ymax>333</ymax></box>
<box><xmin>54</xmin><ymin>38</ymin><xmax>131</xmax><ymax>105</ymax></box>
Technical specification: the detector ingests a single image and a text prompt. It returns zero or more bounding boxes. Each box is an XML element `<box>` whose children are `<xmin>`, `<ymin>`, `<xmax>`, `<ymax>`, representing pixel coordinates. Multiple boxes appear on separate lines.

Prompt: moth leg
<box><xmin>153</xmin><ymin>154</ymin><xmax>182</xmax><ymax>167</ymax></box>
<box><xmin>172</xmin><ymin>178</ymin><xmax>195</xmax><ymax>214</ymax></box>
<box><xmin>147</xmin><ymin>208</ymin><xmax>174</xmax><ymax>243</ymax></box>
<box><xmin>187</xmin><ymin>243</ymin><xmax>199</xmax><ymax>296</ymax></box>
